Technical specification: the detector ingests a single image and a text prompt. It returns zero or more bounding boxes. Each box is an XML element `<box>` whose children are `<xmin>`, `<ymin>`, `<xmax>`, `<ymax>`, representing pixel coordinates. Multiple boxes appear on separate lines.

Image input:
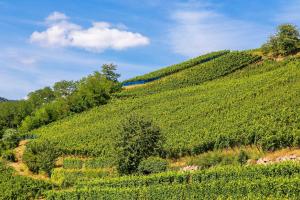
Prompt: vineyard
<box><xmin>0</xmin><ymin>161</ymin><xmax>53</xmax><ymax>200</ymax></box>
<box><xmin>29</xmin><ymin>56</ymin><xmax>300</xmax><ymax>163</ymax></box>
<box><xmin>46</xmin><ymin>162</ymin><xmax>300</xmax><ymax>199</ymax></box>
<box><xmin>119</xmin><ymin>52</ymin><xmax>261</xmax><ymax>97</ymax></box>
<box><xmin>1</xmin><ymin>48</ymin><xmax>300</xmax><ymax>199</ymax></box>
<box><xmin>123</xmin><ymin>50</ymin><xmax>229</xmax><ymax>83</ymax></box>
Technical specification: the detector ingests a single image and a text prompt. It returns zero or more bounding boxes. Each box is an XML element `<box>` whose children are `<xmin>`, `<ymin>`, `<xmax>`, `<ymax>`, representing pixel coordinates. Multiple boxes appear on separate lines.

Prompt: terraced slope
<box><xmin>29</xmin><ymin>57</ymin><xmax>300</xmax><ymax>164</ymax></box>
<box><xmin>123</xmin><ymin>50</ymin><xmax>229</xmax><ymax>83</ymax></box>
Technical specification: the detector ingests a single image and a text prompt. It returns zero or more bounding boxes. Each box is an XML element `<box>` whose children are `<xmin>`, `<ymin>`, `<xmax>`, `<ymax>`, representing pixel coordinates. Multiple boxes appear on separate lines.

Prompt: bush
<box><xmin>2</xmin><ymin>150</ymin><xmax>16</xmax><ymax>162</ymax></box>
<box><xmin>23</xmin><ymin>140</ymin><xmax>60</xmax><ymax>175</ymax></box>
<box><xmin>262</xmin><ymin>24</ymin><xmax>300</xmax><ymax>57</ymax></box>
<box><xmin>116</xmin><ymin>114</ymin><xmax>164</xmax><ymax>175</ymax></box>
<box><xmin>138</xmin><ymin>157</ymin><xmax>168</xmax><ymax>175</ymax></box>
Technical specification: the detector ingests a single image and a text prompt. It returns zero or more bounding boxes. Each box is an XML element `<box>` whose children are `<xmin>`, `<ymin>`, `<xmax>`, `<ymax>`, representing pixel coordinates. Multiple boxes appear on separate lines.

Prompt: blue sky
<box><xmin>0</xmin><ymin>0</ymin><xmax>299</xmax><ymax>99</ymax></box>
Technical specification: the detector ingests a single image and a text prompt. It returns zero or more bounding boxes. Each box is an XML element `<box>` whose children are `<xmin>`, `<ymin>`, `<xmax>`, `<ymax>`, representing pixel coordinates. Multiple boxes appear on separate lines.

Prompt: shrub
<box><xmin>2</xmin><ymin>150</ymin><xmax>16</xmax><ymax>162</ymax></box>
<box><xmin>116</xmin><ymin>114</ymin><xmax>164</xmax><ymax>175</ymax></box>
<box><xmin>138</xmin><ymin>157</ymin><xmax>168</xmax><ymax>175</ymax></box>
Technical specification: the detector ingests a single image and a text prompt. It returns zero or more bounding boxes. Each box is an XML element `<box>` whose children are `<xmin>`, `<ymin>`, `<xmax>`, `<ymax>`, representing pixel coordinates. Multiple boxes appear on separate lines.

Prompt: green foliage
<box><xmin>237</xmin><ymin>150</ymin><xmax>249</xmax><ymax>165</ymax></box>
<box><xmin>116</xmin><ymin>115</ymin><xmax>164</xmax><ymax>175</ymax></box>
<box><xmin>53</xmin><ymin>80</ymin><xmax>77</xmax><ymax>98</ymax></box>
<box><xmin>46</xmin><ymin>163</ymin><xmax>300</xmax><ymax>199</ymax></box>
<box><xmin>20</xmin><ymin>71</ymin><xmax>120</xmax><ymax>132</ymax></box>
<box><xmin>262</xmin><ymin>24</ymin><xmax>300</xmax><ymax>57</ymax></box>
<box><xmin>0</xmin><ymin>100</ymin><xmax>33</xmax><ymax>135</ymax></box>
<box><xmin>30</xmin><ymin>58</ymin><xmax>300</xmax><ymax>165</ymax></box>
<box><xmin>124</xmin><ymin>50</ymin><xmax>229</xmax><ymax>83</ymax></box>
<box><xmin>119</xmin><ymin>52</ymin><xmax>260</xmax><ymax>97</ymax></box>
<box><xmin>23</xmin><ymin>140</ymin><xmax>60</xmax><ymax>175</ymax></box>
<box><xmin>261</xmin><ymin>132</ymin><xmax>294</xmax><ymax>151</ymax></box>
<box><xmin>51</xmin><ymin>168</ymin><xmax>115</xmax><ymax>188</ymax></box>
<box><xmin>27</xmin><ymin>86</ymin><xmax>56</xmax><ymax>108</ymax></box>
<box><xmin>85</xmin><ymin>157</ymin><xmax>115</xmax><ymax>168</ymax></box>
<box><xmin>188</xmin><ymin>150</ymin><xmax>250</xmax><ymax>168</ymax></box>
<box><xmin>138</xmin><ymin>157</ymin><xmax>168</xmax><ymax>175</ymax></box>
<box><xmin>2</xmin><ymin>150</ymin><xmax>16</xmax><ymax>162</ymax></box>
<box><xmin>0</xmin><ymin>129</ymin><xmax>20</xmax><ymax>150</ymax></box>
<box><xmin>63</xmin><ymin>158</ymin><xmax>83</xmax><ymax>169</ymax></box>
<box><xmin>189</xmin><ymin>152</ymin><xmax>223</xmax><ymax>168</ymax></box>
<box><xmin>101</xmin><ymin>63</ymin><xmax>120</xmax><ymax>82</ymax></box>
<box><xmin>76</xmin><ymin>162</ymin><xmax>300</xmax><ymax>188</ymax></box>
<box><xmin>49</xmin><ymin>176</ymin><xmax>300</xmax><ymax>200</ymax></box>
<box><xmin>0</xmin><ymin>161</ymin><xmax>53</xmax><ymax>200</ymax></box>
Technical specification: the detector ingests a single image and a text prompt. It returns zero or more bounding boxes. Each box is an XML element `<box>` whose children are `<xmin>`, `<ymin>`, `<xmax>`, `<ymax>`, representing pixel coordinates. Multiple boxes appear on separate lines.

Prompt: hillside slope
<box><xmin>30</xmin><ymin>56</ymin><xmax>300</xmax><ymax>164</ymax></box>
<box><xmin>119</xmin><ymin>52</ymin><xmax>260</xmax><ymax>97</ymax></box>
<box><xmin>123</xmin><ymin>50</ymin><xmax>229</xmax><ymax>83</ymax></box>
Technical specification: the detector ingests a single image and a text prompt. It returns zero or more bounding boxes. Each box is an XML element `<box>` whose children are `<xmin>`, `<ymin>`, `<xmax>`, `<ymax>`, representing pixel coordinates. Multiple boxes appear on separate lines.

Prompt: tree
<box><xmin>116</xmin><ymin>114</ymin><xmax>164</xmax><ymax>175</ymax></box>
<box><xmin>101</xmin><ymin>63</ymin><xmax>120</xmax><ymax>82</ymax></box>
<box><xmin>27</xmin><ymin>87</ymin><xmax>55</xmax><ymax>108</ymax></box>
<box><xmin>23</xmin><ymin>140</ymin><xmax>59</xmax><ymax>175</ymax></box>
<box><xmin>53</xmin><ymin>80</ymin><xmax>77</xmax><ymax>98</ymax></box>
<box><xmin>262</xmin><ymin>24</ymin><xmax>300</xmax><ymax>57</ymax></box>
<box><xmin>68</xmin><ymin>72</ymin><xmax>116</xmax><ymax>113</ymax></box>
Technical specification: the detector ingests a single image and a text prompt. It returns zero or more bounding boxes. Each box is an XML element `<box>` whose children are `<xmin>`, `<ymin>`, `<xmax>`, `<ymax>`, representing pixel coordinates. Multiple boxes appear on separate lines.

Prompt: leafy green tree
<box><xmin>116</xmin><ymin>114</ymin><xmax>164</xmax><ymax>175</ymax></box>
<box><xmin>27</xmin><ymin>87</ymin><xmax>55</xmax><ymax>108</ymax></box>
<box><xmin>23</xmin><ymin>140</ymin><xmax>59</xmax><ymax>175</ymax></box>
<box><xmin>53</xmin><ymin>80</ymin><xmax>77</xmax><ymax>98</ymax></box>
<box><xmin>1</xmin><ymin>129</ymin><xmax>20</xmax><ymax>149</ymax></box>
<box><xmin>262</xmin><ymin>24</ymin><xmax>300</xmax><ymax>57</ymax></box>
<box><xmin>101</xmin><ymin>63</ymin><xmax>120</xmax><ymax>82</ymax></box>
<box><xmin>69</xmin><ymin>72</ymin><xmax>117</xmax><ymax>113</ymax></box>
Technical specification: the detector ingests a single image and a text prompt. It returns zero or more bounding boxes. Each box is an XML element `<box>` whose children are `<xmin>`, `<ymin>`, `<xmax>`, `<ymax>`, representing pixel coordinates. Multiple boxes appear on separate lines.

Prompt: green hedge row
<box><xmin>46</xmin><ymin>176</ymin><xmax>300</xmax><ymax>200</ymax></box>
<box><xmin>76</xmin><ymin>162</ymin><xmax>300</xmax><ymax>188</ymax></box>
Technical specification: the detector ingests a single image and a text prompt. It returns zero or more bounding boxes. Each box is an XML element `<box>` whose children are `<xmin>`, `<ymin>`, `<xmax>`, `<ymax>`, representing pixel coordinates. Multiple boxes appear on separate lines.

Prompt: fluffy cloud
<box><xmin>30</xmin><ymin>12</ymin><xmax>150</xmax><ymax>52</ymax></box>
<box><xmin>169</xmin><ymin>7</ymin><xmax>271</xmax><ymax>57</ymax></box>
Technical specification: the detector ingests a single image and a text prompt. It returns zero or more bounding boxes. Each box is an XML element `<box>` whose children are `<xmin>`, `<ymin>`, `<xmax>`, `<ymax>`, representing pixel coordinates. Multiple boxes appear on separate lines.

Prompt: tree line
<box><xmin>0</xmin><ymin>64</ymin><xmax>120</xmax><ymax>156</ymax></box>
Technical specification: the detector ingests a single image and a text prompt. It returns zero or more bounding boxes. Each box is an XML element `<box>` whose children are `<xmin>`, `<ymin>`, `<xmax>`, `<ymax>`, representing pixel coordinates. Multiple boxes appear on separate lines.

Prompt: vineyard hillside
<box><xmin>30</xmin><ymin>54</ymin><xmax>300</xmax><ymax>165</ymax></box>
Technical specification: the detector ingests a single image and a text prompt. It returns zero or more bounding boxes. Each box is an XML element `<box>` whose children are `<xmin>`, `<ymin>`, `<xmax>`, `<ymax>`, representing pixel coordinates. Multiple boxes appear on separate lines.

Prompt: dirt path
<box><xmin>7</xmin><ymin>140</ymin><xmax>49</xmax><ymax>180</ymax></box>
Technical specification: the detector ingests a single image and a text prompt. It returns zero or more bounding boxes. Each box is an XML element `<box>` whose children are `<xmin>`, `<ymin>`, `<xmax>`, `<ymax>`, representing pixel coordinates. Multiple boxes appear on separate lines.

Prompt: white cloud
<box><xmin>46</xmin><ymin>11</ymin><xmax>68</xmax><ymax>22</ymax></box>
<box><xmin>169</xmin><ymin>6</ymin><xmax>271</xmax><ymax>57</ymax></box>
<box><xmin>30</xmin><ymin>12</ymin><xmax>150</xmax><ymax>52</ymax></box>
